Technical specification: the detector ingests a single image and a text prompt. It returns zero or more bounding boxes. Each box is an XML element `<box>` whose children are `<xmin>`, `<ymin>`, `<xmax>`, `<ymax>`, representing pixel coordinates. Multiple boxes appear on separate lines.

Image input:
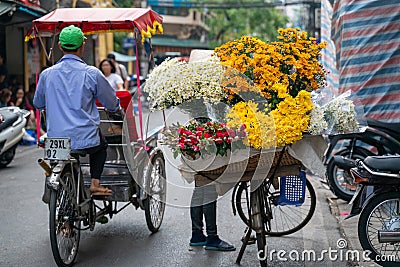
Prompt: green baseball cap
<box><xmin>59</xmin><ymin>25</ymin><xmax>86</xmax><ymax>50</ymax></box>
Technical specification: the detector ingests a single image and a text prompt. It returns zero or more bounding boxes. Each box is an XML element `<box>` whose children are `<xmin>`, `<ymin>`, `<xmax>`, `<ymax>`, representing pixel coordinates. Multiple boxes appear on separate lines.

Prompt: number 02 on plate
<box><xmin>44</xmin><ymin>138</ymin><xmax>71</xmax><ymax>160</ymax></box>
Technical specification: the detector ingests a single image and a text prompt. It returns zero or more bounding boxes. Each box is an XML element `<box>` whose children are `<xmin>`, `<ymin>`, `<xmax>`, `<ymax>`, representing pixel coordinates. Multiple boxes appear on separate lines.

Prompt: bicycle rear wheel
<box><xmin>49</xmin><ymin>168</ymin><xmax>81</xmax><ymax>267</ymax></box>
<box><xmin>235</xmin><ymin>178</ymin><xmax>316</xmax><ymax>236</ymax></box>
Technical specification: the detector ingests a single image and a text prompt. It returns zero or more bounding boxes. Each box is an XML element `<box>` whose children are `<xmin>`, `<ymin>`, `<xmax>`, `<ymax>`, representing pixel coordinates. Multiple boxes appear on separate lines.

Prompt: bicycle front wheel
<box><xmin>49</xmin><ymin>168</ymin><xmax>81</xmax><ymax>267</ymax></box>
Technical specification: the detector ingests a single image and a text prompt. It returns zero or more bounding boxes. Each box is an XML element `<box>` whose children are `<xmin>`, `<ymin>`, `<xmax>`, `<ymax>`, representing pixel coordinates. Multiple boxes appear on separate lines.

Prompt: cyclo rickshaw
<box><xmin>27</xmin><ymin>8</ymin><xmax>166</xmax><ymax>267</ymax></box>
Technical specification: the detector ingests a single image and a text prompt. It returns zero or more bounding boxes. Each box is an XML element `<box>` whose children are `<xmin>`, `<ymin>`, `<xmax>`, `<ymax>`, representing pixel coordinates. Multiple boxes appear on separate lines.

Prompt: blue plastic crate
<box><xmin>276</xmin><ymin>170</ymin><xmax>306</xmax><ymax>206</ymax></box>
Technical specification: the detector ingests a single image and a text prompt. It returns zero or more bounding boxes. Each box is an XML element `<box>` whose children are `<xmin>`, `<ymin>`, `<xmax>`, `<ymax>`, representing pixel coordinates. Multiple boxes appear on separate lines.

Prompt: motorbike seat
<box><xmin>364</xmin><ymin>155</ymin><xmax>400</xmax><ymax>173</ymax></box>
<box><xmin>0</xmin><ymin>110</ymin><xmax>19</xmax><ymax>132</ymax></box>
<box><xmin>367</xmin><ymin>118</ymin><xmax>400</xmax><ymax>141</ymax></box>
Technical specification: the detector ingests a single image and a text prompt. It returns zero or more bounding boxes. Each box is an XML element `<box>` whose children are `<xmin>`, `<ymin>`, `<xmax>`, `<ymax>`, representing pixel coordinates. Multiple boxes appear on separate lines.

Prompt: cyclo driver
<box><xmin>33</xmin><ymin>25</ymin><xmax>121</xmax><ymax>196</ymax></box>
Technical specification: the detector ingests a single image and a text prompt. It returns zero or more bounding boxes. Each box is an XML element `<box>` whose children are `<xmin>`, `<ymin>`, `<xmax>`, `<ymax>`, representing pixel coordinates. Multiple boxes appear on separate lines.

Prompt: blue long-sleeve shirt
<box><xmin>33</xmin><ymin>54</ymin><xmax>120</xmax><ymax>150</ymax></box>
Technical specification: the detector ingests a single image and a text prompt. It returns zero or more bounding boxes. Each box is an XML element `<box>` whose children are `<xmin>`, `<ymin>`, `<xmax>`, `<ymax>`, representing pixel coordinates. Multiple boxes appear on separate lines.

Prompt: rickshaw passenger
<box><xmin>33</xmin><ymin>25</ymin><xmax>121</xmax><ymax>196</ymax></box>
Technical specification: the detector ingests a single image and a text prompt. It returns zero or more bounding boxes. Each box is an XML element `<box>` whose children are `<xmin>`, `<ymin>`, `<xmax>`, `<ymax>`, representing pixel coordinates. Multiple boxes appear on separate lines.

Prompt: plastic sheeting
<box><xmin>321</xmin><ymin>0</ymin><xmax>400</xmax><ymax>122</ymax></box>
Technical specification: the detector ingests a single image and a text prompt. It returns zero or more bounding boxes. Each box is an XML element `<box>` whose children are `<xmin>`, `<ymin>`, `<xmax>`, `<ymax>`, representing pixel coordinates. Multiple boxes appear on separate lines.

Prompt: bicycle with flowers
<box><xmin>145</xmin><ymin>28</ymin><xmax>360</xmax><ymax>266</ymax></box>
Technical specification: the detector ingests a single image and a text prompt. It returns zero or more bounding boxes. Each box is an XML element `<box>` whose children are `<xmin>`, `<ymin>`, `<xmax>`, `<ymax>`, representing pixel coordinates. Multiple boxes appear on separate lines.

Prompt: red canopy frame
<box><xmin>25</xmin><ymin>8</ymin><xmax>163</xmax><ymax>62</ymax></box>
<box><xmin>26</xmin><ymin>8</ymin><xmax>163</xmax><ymax>40</ymax></box>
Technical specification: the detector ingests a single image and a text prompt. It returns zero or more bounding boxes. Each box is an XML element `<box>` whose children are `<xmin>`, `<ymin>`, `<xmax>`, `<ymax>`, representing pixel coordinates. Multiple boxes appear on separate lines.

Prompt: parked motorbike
<box><xmin>324</xmin><ymin>118</ymin><xmax>400</xmax><ymax>201</ymax></box>
<box><xmin>0</xmin><ymin>106</ymin><xmax>30</xmax><ymax>167</ymax></box>
<box><xmin>338</xmin><ymin>155</ymin><xmax>400</xmax><ymax>266</ymax></box>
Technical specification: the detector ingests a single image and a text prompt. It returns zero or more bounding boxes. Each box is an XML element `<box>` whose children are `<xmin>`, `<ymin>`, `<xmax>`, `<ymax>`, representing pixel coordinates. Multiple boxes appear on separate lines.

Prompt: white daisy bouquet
<box><xmin>308</xmin><ymin>90</ymin><xmax>363</xmax><ymax>135</ymax></box>
<box><xmin>144</xmin><ymin>56</ymin><xmax>227</xmax><ymax>110</ymax></box>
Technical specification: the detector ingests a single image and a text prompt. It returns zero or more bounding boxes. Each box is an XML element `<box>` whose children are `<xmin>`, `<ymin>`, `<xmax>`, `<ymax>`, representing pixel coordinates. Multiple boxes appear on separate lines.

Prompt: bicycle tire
<box><xmin>358</xmin><ymin>192</ymin><xmax>400</xmax><ymax>267</ymax></box>
<box><xmin>143</xmin><ymin>153</ymin><xmax>166</xmax><ymax>233</ymax></box>
<box><xmin>235</xmin><ymin>178</ymin><xmax>316</xmax><ymax>236</ymax></box>
<box><xmin>49</xmin><ymin>168</ymin><xmax>81</xmax><ymax>267</ymax></box>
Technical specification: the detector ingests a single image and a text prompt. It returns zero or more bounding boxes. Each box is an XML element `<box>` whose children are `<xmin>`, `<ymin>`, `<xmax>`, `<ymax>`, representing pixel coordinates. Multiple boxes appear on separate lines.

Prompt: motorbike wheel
<box><xmin>143</xmin><ymin>153</ymin><xmax>166</xmax><ymax>233</ymax></box>
<box><xmin>327</xmin><ymin>148</ymin><xmax>371</xmax><ymax>202</ymax></box>
<box><xmin>235</xmin><ymin>179</ymin><xmax>316</xmax><ymax>236</ymax></box>
<box><xmin>358</xmin><ymin>192</ymin><xmax>400</xmax><ymax>267</ymax></box>
<box><xmin>0</xmin><ymin>147</ymin><xmax>16</xmax><ymax>167</ymax></box>
<box><xmin>49</xmin><ymin>168</ymin><xmax>81</xmax><ymax>267</ymax></box>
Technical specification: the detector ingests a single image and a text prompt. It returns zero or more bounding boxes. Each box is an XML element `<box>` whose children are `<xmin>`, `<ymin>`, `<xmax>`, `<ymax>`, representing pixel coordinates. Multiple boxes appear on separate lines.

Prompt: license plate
<box><xmin>349</xmin><ymin>185</ymin><xmax>362</xmax><ymax>205</ymax></box>
<box><xmin>44</xmin><ymin>138</ymin><xmax>71</xmax><ymax>160</ymax></box>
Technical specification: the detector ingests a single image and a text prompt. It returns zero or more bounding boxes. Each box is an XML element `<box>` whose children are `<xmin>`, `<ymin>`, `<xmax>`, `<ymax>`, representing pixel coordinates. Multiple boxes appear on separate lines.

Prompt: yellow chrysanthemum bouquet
<box><xmin>214</xmin><ymin>28</ymin><xmax>327</xmax><ymax>148</ymax></box>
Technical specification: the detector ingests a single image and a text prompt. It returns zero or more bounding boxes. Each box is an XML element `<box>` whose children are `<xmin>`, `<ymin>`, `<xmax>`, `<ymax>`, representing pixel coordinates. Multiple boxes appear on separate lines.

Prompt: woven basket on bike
<box><xmin>194</xmin><ymin>148</ymin><xmax>303</xmax><ymax>187</ymax></box>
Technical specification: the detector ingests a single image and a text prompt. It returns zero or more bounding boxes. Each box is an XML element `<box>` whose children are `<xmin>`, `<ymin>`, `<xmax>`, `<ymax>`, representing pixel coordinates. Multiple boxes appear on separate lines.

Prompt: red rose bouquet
<box><xmin>162</xmin><ymin>120</ymin><xmax>247</xmax><ymax>160</ymax></box>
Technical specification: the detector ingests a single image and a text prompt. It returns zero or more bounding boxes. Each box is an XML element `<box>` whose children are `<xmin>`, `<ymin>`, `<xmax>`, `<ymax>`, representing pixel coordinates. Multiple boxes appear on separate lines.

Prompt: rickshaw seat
<box><xmin>96</xmin><ymin>90</ymin><xmax>138</xmax><ymax>146</ymax></box>
<box><xmin>116</xmin><ymin>90</ymin><xmax>132</xmax><ymax>111</ymax></box>
<box><xmin>96</xmin><ymin>90</ymin><xmax>132</xmax><ymax>111</ymax></box>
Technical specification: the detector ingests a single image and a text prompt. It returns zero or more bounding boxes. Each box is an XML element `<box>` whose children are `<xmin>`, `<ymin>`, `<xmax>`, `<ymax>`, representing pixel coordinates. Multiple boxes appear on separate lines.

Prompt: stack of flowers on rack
<box><xmin>145</xmin><ymin>28</ymin><xmax>361</xmax><ymax>177</ymax></box>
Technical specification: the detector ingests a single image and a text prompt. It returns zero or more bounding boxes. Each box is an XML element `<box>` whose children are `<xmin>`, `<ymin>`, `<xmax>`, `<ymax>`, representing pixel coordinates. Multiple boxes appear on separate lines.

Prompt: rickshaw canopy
<box><xmin>25</xmin><ymin>8</ymin><xmax>163</xmax><ymax>42</ymax></box>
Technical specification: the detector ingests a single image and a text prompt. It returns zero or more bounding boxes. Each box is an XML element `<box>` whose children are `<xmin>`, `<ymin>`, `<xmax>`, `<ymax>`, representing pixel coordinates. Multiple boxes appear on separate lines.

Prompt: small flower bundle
<box><xmin>308</xmin><ymin>91</ymin><xmax>360</xmax><ymax>135</ymax></box>
<box><xmin>162</xmin><ymin>121</ymin><xmax>247</xmax><ymax>160</ymax></box>
<box><xmin>144</xmin><ymin>56</ymin><xmax>227</xmax><ymax>110</ymax></box>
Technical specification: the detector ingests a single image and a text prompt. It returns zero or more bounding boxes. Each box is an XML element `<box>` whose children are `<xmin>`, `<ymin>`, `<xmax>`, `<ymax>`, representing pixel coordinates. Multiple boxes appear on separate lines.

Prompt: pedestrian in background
<box><xmin>99</xmin><ymin>58</ymin><xmax>124</xmax><ymax>91</ymax></box>
<box><xmin>0</xmin><ymin>88</ymin><xmax>12</xmax><ymax>107</ymax></box>
<box><xmin>107</xmin><ymin>53</ymin><xmax>130</xmax><ymax>90</ymax></box>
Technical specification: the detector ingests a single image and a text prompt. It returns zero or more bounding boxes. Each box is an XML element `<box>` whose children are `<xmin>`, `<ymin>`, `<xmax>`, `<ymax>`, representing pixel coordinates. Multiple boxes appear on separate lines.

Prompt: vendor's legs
<box><xmin>202</xmin><ymin>185</ymin><xmax>218</xmax><ymax>236</ymax></box>
<box><xmin>190</xmin><ymin>186</ymin><xmax>205</xmax><ymax>245</ymax></box>
<box><xmin>190</xmin><ymin>184</ymin><xmax>218</xmax><ymax>233</ymax></box>
<box><xmin>191</xmin><ymin>184</ymin><xmax>235</xmax><ymax>251</ymax></box>
<box><xmin>190</xmin><ymin>186</ymin><xmax>205</xmax><ymax>233</ymax></box>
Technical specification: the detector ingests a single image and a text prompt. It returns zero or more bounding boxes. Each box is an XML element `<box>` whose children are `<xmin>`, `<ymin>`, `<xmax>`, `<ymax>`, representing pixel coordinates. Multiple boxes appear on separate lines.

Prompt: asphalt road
<box><xmin>0</xmin><ymin>145</ymin><xmax>349</xmax><ymax>267</ymax></box>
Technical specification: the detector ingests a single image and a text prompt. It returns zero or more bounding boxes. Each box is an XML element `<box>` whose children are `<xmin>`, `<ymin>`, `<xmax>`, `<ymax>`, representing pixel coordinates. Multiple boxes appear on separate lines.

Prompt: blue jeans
<box><xmin>190</xmin><ymin>184</ymin><xmax>218</xmax><ymax>236</ymax></box>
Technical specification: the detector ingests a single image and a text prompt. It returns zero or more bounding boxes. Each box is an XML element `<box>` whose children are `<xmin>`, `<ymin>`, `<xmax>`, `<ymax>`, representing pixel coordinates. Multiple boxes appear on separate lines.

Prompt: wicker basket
<box><xmin>198</xmin><ymin>149</ymin><xmax>301</xmax><ymax>176</ymax></box>
<box><xmin>194</xmin><ymin>149</ymin><xmax>303</xmax><ymax>187</ymax></box>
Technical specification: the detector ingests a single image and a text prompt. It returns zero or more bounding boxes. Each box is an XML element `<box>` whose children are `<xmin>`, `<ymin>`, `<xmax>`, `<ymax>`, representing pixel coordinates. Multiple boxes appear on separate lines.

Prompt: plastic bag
<box><xmin>309</xmin><ymin>89</ymin><xmax>367</xmax><ymax>135</ymax></box>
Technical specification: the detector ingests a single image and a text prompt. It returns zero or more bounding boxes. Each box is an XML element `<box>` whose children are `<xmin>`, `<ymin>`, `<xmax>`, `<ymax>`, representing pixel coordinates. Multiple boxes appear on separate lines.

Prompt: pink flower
<box><xmin>178</xmin><ymin>127</ymin><xmax>185</xmax><ymax>135</ymax></box>
<box><xmin>216</xmin><ymin>130</ymin><xmax>225</xmax><ymax>139</ymax></box>
<box><xmin>215</xmin><ymin>138</ymin><xmax>223</xmax><ymax>144</ymax></box>
<box><xmin>226</xmin><ymin>129</ymin><xmax>235</xmax><ymax>137</ymax></box>
<box><xmin>204</xmin><ymin>132</ymin><xmax>212</xmax><ymax>138</ymax></box>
